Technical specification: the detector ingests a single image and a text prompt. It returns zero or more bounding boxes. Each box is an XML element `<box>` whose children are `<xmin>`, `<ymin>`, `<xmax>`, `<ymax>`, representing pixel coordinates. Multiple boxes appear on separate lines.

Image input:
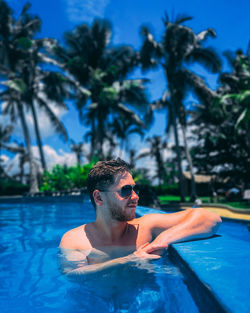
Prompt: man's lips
<box><xmin>127</xmin><ymin>203</ymin><xmax>137</xmax><ymax>209</ymax></box>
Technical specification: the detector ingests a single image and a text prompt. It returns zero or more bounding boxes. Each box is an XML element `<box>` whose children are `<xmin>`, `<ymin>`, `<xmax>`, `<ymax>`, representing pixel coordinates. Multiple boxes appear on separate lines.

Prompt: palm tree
<box><xmin>0</xmin><ymin>85</ymin><xmax>39</xmax><ymax>192</ymax></box>
<box><xmin>137</xmin><ymin>136</ymin><xmax>167</xmax><ymax>185</ymax></box>
<box><xmin>55</xmin><ymin>19</ymin><xmax>149</xmax><ymax>160</ymax></box>
<box><xmin>0</xmin><ymin>1</ymin><xmax>40</xmax><ymax>192</ymax></box>
<box><xmin>190</xmin><ymin>47</ymin><xmax>250</xmax><ymax>186</ymax></box>
<box><xmin>110</xmin><ymin>117</ymin><xmax>145</xmax><ymax>153</ymax></box>
<box><xmin>0</xmin><ymin>123</ymin><xmax>13</xmax><ymax>177</ymax></box>
<box><xmin>139</xmin><ymin>14</ymin><xmax>221</xmax><ymax>201</ymax></box>
<box><xmin>0</xmin><ymin>140</ymin><xmax>28</xmax><ymax>183</ymax></box>
<box><xmin>218</xmin><ymin>49</ymin><xmax>250</xmax><ymax>138</ymax></box>
<box><xmin>0</xmin><ymin>1</ymin><xmax>70</xmax><ymax>174</ymax></box>
<box><xmin>70</xmin><ymin>139</ymin><xmax>85</xmax><ymax>165</ymax></box>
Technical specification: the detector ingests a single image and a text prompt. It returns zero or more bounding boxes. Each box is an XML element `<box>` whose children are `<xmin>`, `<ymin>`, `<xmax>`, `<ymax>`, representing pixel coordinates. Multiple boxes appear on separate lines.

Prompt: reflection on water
<box><xmin>58</xmin><ymin>248</ymin><xmax>198</xmax><ymax>313</ymax></box>
<box><xmin>66</xmin><ymin>264</ymin><xmax>165</xmax><ymax>312</ymax></box>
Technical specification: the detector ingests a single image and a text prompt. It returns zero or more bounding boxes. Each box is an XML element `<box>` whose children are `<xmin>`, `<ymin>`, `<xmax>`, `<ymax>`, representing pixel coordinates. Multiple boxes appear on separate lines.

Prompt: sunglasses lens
<box><xmin>121</xmin><ymin>185</ymin><xmax>132</xmax><ymax>197</ymax></box>
<box><xmin>120</xmin><ymin>185</ymin><xmax>139</xmax><ymax>197</ymax></box>
<box><xmin>133</xmin><ymin>186</ymin><xmax>140</xmax><ymax>196</ymax></box>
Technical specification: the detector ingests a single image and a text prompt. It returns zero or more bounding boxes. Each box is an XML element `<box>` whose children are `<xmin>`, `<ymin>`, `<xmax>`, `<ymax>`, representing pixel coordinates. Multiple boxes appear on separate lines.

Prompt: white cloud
<box><xmin>43</xmin><ymin>145</ymin><xmax>76</xmax><ymax>169</ymax></box>
<box><xmin>0</xmin><ymin>154</ymin><xmax>9</xmax><ymax>163</ymax></box>
<box><xmin>1</xmin><ymin>153</ymin><xmax>21</xmax><ymax>177</ymax></box>
<box><xmin>1</xmin><ymin>99</ymin><xmax>68</xmax><ymax>141</ymax></box>
<box><xmin>64</xmin><ymin>0</ymin><xmax>110</xmax><ymax>24</ymax></box>
<box><xmin>1</xmin><ymin>145</ymin><xmax>76</xmax><ymax>179</ymax></box>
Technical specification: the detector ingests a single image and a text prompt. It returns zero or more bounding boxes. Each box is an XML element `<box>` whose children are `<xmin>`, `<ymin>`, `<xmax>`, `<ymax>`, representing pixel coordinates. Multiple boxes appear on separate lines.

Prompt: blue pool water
<box><xmin>0</xmin><ymin>200</ymin><xmax>249</xmax><ymax>313</ymax></box>
<box><xmin>0</xmin><ymin>201</ymin><xmax>200</xmax><ymax>313</ymax></box>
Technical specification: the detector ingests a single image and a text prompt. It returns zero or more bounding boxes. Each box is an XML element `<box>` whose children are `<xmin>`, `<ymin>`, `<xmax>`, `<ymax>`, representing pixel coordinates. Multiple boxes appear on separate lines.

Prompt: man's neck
<box><xmin>93</xmin><ymin>217</ymin><xmax>129</xmax><ymax>244</ymax></box>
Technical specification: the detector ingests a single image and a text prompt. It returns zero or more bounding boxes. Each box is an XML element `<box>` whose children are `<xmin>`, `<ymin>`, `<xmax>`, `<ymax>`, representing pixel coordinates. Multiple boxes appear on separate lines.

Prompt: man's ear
<box><xmin>93</xmin><ymin>190</ymin><xmax>104</xmax><ymax>207</ymax></box>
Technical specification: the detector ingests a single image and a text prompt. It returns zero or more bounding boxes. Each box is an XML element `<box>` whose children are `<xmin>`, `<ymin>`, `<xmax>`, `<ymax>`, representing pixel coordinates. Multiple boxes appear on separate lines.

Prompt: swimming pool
<box><xmin>0</xmin><ymin>200</ymin><xmax>249</xmax><ymax>313</ymax></box>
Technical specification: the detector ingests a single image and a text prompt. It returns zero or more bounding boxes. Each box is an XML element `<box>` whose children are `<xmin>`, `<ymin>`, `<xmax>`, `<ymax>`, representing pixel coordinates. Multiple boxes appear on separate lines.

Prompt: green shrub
<box><xmin>153</xmin><ymin>184</ymin><xmax>179</xmax><ymax>196</ymax></box>
<box><xmin>0</xmin><ymin>178</ymin><xmax>29</xmax><ymax>196</ymax></box>
<box><xmin>40</xmin><ymin>162</ymin><xmax>94</xmax><ymax>192</ymax></box>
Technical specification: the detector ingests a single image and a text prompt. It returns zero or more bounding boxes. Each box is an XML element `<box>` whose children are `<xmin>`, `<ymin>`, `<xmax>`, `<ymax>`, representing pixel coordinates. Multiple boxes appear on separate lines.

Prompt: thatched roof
<box><xmin>183</xmin><ymin>172</ymin><xmax>213</xmax><ymax>183</ymax></box>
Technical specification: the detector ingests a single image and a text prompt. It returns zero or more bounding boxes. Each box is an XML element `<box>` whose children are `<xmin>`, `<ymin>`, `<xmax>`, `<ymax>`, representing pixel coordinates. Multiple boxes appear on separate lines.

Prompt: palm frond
<box><xmin>186</xmin><ymin>47</ymin><xmax>222</xmax><ymax>73</ymax></box>
<box><xmin>223</xmin><ymin>50</ymin><xmax>236</xmax><ymax>68</ymax></box>
<box><xmin>36</xmin><ymin>97</ymin><xmax>68</xmax><ymax>142</ymax></box>
<box><xmin>196</xmin><ymin>28</ymin><xmax>216</xmax><ymax>43</ymax></box>
<box><xmin>139</xmin><ymin>25</ymin><xmax>162</xmax><ymax>70</ymax></box>
<box><xmin>174</xmin><ymin>14</ymin><xmax>193</xmax><ymax>25</ymax></box>
<box><xmin>92</xmin><ymin>19</ymin><xmax>112</xmax><ymax>48</ymax></box>
<box><xmin>136</xmin><ymin>150</ymin><xmax>151</xmax><ymax>160</ymax></box>
<box><xmin>117</xmin><ymin>103</ymin><xmax>144</xmax><ymax>126</ymax></box>
<box><xmin>181</xmin><ymin>68</ymin><xmax>218</xmax><ymax>106</ymax></box>
<box><xmin>162</xmin><ymin>12</ymin><xmax>193</xmax><ymax>26</ymax></box>
<box><xmin>20</xmin><ymin>2</ymin><xmax>32</xmax><ymax>16</ymax></box>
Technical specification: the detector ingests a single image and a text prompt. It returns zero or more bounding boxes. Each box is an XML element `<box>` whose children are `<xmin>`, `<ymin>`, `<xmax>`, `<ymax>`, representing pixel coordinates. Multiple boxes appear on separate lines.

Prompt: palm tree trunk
<box><xmin>97</xmin><ymin>113</ymin><xmax>105</xmax><ymax>160</ymax></box>
<box><xmin>181</xmin><ymin>124</ymin><xmax>197</xmax><ymax>201</ymax></box>
<box><xmin>30</xmin><ymin>101</ymin><xmax>47</xmax><ymax>171</ymax></box>
<box><xmin>90</xmin><ymin>119</ymin><xmax>96</xmax><ymax>161</ymax></box>
<box><xmin>19</xmin><ymin>156</ymin><xmax>25</xmax><ymax>184</ymax></box>
<box><xmin>17</xmin><ymin>102</ymin><xmax>38</xmax><ymax>194</ymax></box>
<box><xmin>170</xmin><ymin>100</ymin><xmax>185</xmax><ymax>202</ymax></box>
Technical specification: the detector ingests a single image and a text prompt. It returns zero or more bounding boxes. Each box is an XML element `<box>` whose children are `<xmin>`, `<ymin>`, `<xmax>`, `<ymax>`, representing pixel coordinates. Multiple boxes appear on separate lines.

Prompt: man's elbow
<box><xmin>210</xmin><ymin>213</ymin><xmax>222</xmax><ymax>235</ymax></box>
<box><xmin>195</xmin><ymin>208</ymin><xmax>222</xmax><ymax>236</ymax></box>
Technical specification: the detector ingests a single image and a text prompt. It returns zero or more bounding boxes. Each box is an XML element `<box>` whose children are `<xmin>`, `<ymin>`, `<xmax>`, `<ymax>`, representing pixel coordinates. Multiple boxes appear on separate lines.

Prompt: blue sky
<box><xmin>1</xmin><ymin>0</ymin><xmax>250</xmax><ymax>174</ymax></box>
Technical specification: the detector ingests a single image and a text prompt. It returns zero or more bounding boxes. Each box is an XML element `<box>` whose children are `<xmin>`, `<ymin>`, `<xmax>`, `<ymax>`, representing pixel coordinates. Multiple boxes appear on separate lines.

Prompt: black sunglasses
<box><xmin>100</xmin><ymin>184</ymin><xmax>140</xmax><ymax>198</ymax></box>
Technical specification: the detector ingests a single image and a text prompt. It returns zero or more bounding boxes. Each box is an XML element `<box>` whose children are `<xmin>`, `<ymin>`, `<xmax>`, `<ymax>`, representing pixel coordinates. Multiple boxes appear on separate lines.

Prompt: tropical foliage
<box><xmin>0</xmin><ymin>1</ymin><xmax>69</xmax><ymax>193</ymax></box>
<box><xmin>137</xmin><ymin>136</ymin><xmax>167</xmax><ymax>185</ymax></box>
<box><xmin>55</xmin><ymin>19</ymin><xmax>149</xmax><ymax>160</ymax></box>
<box><xmin>191</xmin><ymin>48</ymin><xmax>250</xmax><ymax>186</ymax></box>
<box><xmin>40</xmin><ymin>163</ymin><xmax>93</xmax><ymax>192</ymax></box>
<box><xmin>139</xmin><ymin>14</ymin><xmax>221</xmax><ymax>200</ymax></box>
<box><xmin>0</xmin><ymin>0</ymin><xmax>249</xmax><ymax>200</ymax></box>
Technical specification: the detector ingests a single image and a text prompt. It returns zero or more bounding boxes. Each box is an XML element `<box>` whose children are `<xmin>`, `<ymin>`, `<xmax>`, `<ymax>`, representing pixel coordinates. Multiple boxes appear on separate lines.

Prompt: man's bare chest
<box><xmin>79</xmin><ymin>222</ymin><xmax>152</xmax><ymax>251</ymax></box>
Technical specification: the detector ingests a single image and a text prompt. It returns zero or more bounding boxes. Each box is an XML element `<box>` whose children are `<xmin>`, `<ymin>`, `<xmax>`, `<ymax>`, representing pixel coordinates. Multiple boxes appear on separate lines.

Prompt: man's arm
<box><xmin>59</xmin><ymin>243</ymin><xmax>160</xmax><ymax>279</ymax></box>
<box><xmin>141</xmin><ymin>208</ymin><xmax>222</xmax><ymax>254</ymax></box>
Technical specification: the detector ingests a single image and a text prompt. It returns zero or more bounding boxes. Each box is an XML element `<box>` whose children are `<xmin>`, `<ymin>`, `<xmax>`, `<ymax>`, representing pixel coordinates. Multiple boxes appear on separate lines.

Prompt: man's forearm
<box><xmin>65</xmin><ymin>254</ymin><xmax>137</xmax><ymax>278</ymax></box>
<box><xmin>65</xmin><ymin>243</ymin><xmax>162</xmax><ymax>279</ymax></box>
<box><xmin>145</xmin><ymin>208</ymin><xmax>222</xmax><ymax>253</ymax></box>
<box><xmin>163</xmin><ymin>210</ymin><xmax>220</xmax><ymax>242</ymax></box>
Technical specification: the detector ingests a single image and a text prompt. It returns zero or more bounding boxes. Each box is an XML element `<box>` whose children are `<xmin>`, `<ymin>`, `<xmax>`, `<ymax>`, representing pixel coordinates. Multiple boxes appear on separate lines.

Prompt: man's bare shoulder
<box><xmin>59</xmin><ymin>224</ymin><xmax>92</xmax><ymax>250</ymax></box>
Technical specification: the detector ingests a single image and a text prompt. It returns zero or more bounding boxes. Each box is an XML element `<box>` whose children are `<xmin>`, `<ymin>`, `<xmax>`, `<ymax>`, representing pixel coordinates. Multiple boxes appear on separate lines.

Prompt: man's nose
<box><xmin>131</xmin><ymin>190</ymin><xmax>139</xmax><ymax>200</ymax></box>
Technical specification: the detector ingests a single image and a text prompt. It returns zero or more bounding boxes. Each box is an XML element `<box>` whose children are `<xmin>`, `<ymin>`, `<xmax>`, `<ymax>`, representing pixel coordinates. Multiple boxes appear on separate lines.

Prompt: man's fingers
<box><xmin>143</xmin><ymin>244</ymin><xmax>165</xmax><ymax>255</ymax></box>
<box><xmin>142</xmin><ymin>244</ymin><xmax>157</xmax><ymax>254</ymax></box>
<box><xmin>138</xmin><ymin>242</ymin><xmax>150</xmax><ymax>250</ymax></box>
<box><xmin>146</xmin><ymin>254</ymin><xmax>161</xmax><ymax>259</ymax></box>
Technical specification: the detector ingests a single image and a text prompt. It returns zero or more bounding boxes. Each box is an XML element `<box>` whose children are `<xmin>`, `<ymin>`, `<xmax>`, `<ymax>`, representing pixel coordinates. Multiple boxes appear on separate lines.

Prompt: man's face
<box><xmin>101</xmin><ymin>172</ymin><xmax>139</xmax><ymax>222</ymax></box>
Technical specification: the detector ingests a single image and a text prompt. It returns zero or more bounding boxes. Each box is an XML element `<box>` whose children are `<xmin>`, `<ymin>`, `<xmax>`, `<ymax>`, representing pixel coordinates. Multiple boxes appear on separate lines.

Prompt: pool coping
<box><xmin>0</xmin><ymin>194</ymin><xmax>87</xmax><ymax>203</ymax></box>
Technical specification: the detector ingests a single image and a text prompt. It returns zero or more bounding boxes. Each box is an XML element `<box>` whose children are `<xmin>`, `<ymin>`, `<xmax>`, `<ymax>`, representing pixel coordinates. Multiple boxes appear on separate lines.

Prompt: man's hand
<box><xmin>133</xmin><ymin>242</ymin><xmax>163</xmax><ymax>259</ymax></box>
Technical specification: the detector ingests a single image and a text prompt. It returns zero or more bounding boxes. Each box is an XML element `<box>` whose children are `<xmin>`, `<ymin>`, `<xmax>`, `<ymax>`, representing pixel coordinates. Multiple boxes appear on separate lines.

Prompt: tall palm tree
<box><xmin>0</xmin><ymin>86</ymin><xmax>38</xmax><ymax>192</ymax></box>
<box><xmin>110</xmin><ymin>117</ymin><xmax>145</xmax><ymax>153</ymax></box>
<box><xmin>70</xmin><ymin>139</ymin><xmax>85</xmax><ymax>165</ymax></box>
<box><xmin>137</xmin><ymin>136</ymin><xmax>167</xmax><ymax>185</ymax></box>
<box><xmin>0</xmin><ymin>140</ymin><xmax>27</xmax><ymax>183</ymax></box>
<box><xmin>55</xmin><ymin>19</ymin><xmax>149</xmax><ymax>160</ymax></box>
<box><xmin>139</xmin><ymin>14</ymin><xmax>221</xmax><ymax>201</ymax></box>
<box><xmin>0</xmin><ymin>1</ymin><xmax>69</xmax><ymax>174</ymax></box>
<box><xmin>190</xmin><ymin>47</ymin><xmax>250</xmax><ymax>185</ymax></box>
<box><xmin>0</xmin><ymin>123</ymin><xmax>13</xmax><ymax>176</ymax></box>
<box><xmin>0</xmin><ymin>1</ymin><xmax>40</xmax><ymax>192</ymax></box>
<box><xmin>218</xmin><ymin>49</ymin><xmax>250</xmax><ymax>136</ymax></box>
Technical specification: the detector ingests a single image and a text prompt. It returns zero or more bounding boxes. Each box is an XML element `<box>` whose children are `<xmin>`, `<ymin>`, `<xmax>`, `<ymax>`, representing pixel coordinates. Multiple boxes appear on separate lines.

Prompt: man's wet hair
<box><xmin>87</xmin><ymin>158</ymin><xmax>131</xmax><ymax>209</ymax></box>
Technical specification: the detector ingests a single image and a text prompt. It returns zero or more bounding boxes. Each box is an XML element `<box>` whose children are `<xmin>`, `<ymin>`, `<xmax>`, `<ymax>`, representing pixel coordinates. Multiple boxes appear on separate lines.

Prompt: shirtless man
<box><xmin>59</xmin><ymin>158</ymin><xmax>221</xmax><ymax>276</ymax></box>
